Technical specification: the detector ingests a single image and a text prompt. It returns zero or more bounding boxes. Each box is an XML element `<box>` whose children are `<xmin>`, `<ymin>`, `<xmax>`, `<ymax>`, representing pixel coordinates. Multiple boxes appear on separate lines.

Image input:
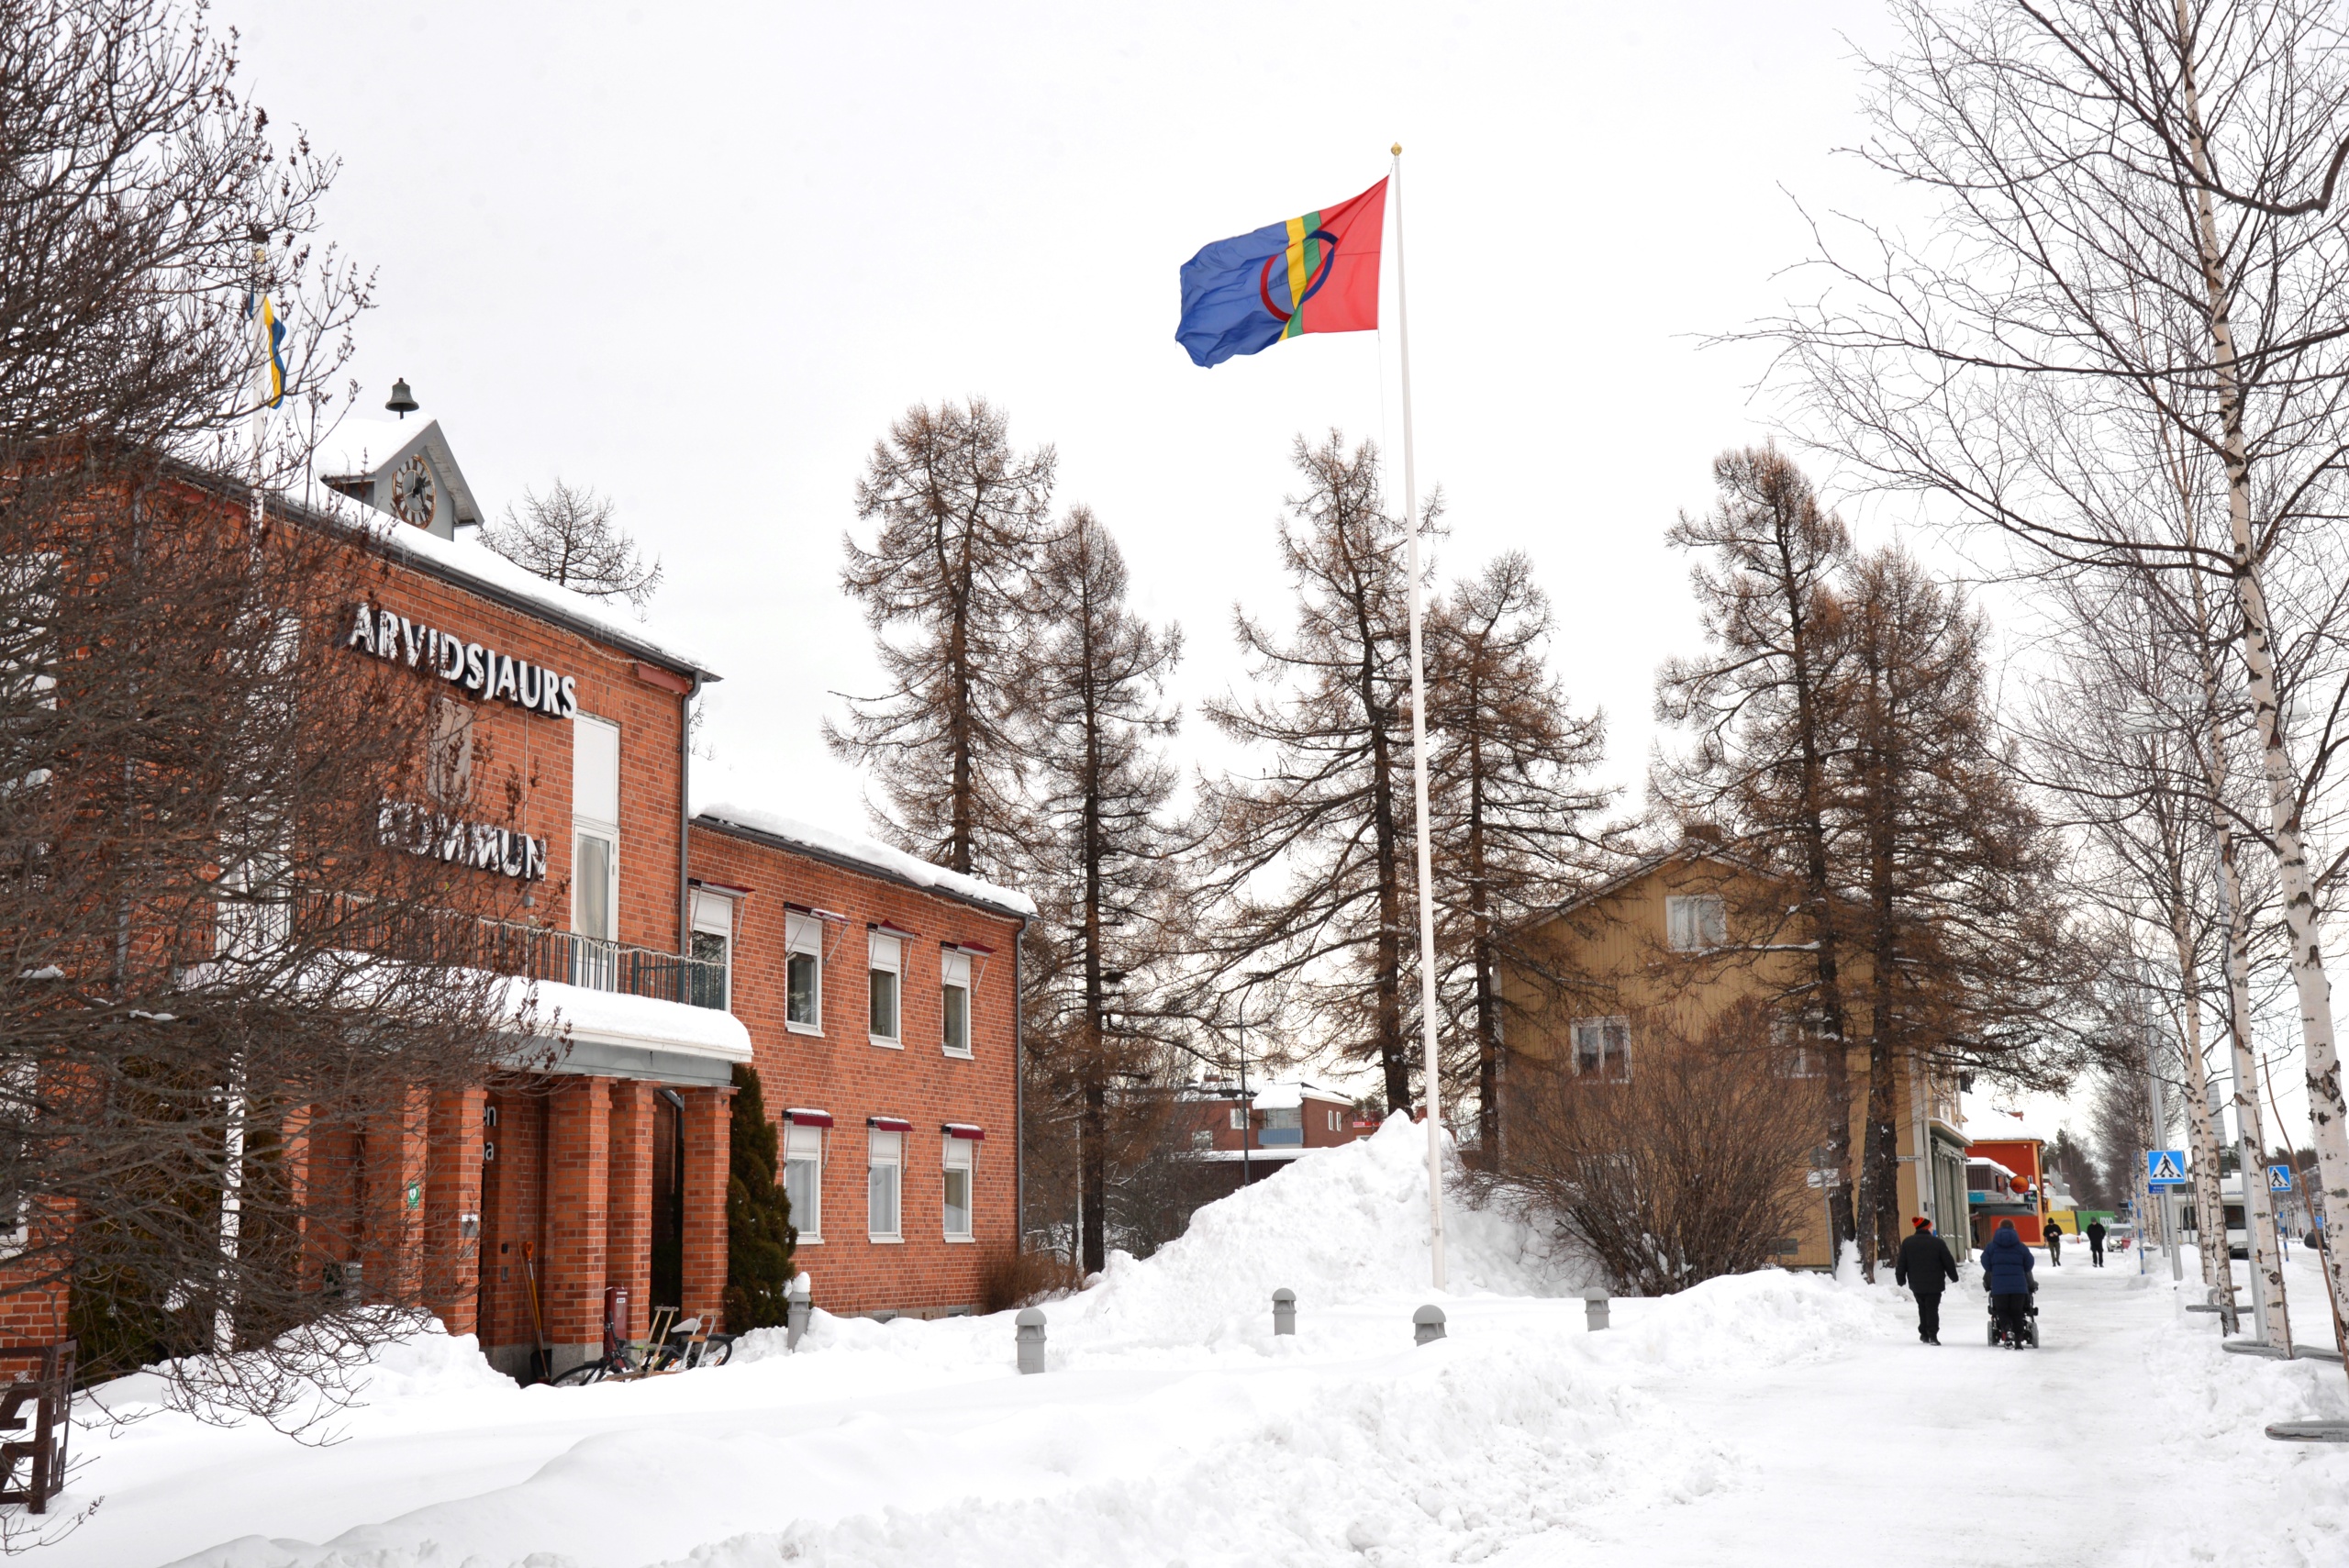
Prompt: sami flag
<box><xmin>1176</xmin><ymin>179</ymin><xmax>1387</xmax><ymax>368</ymax></box>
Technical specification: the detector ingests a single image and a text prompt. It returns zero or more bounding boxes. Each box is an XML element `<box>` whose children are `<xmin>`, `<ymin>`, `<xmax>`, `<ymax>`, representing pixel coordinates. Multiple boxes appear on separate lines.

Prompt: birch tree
<box><xmin>1769</xmin><ymin>0</ymin><xmax>2349</xmax><ymax>1345</ymax></box>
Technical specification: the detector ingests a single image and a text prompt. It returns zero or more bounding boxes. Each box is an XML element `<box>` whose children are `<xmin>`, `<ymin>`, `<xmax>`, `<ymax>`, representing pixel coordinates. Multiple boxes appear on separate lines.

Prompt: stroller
<box><xmin>1987</xmin><ymin>1284</ymin><xmax>2040</xmax><ymax>1349</ymax></box>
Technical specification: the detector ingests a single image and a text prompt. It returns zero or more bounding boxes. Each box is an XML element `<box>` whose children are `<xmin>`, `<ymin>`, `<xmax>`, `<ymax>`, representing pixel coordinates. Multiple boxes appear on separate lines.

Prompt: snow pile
<box><xmin>666</xmin><ymin>1332</ymin><xmax>1732</xmax><ymax>1568</ymax></box>
<box><xmin>88</xmin><ymin>1318</ymin><xmax>515</xmax><ymax>1431</ymax></box>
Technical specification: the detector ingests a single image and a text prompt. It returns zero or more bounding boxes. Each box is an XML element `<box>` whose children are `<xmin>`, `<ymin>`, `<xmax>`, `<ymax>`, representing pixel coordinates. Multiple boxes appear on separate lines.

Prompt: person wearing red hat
<box><xmin>1894</xmin><ymin>1216</ymin><xmax>1959</xmax><ymax>1344</ymax></box>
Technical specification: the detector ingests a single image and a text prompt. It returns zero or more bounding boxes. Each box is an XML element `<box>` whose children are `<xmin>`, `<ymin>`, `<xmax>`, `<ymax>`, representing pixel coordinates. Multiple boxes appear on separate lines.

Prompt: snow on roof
<box><xmin>691</xmin><ymin>771</ymin><xmax>1033</xmax><ymax>917</ymax></box>
<box><xmin>503</xmin><ymin>974</ymin><xmax>751</xmax><ymax>1062</ymax></box>
<box><xmin>1246</xmin><ymin>1080</ymin><xmax>1351</xmax><ymax>1111</ymax></box>
<box><xmin>315</xmin><ymin>487</ymin><xmax>716</xmax><ymax>678</ymax></box>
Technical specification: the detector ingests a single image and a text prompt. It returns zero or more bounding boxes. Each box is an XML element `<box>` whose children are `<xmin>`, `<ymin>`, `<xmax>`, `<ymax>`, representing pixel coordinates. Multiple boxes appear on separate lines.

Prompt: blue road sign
<box><xmin>2147</xmin><ymin>1150</ymin><xmax>2189</xmax><ymax>1188</ymax></box>
<box><xmin>2270</xmin><ymin>1163</ymin><xmax>2297</xmax><ymax>1194</ymax></box>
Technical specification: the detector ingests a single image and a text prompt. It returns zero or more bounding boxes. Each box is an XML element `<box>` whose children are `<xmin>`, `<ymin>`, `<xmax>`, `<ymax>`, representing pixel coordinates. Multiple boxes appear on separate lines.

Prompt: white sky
<box><xmin>229</xmin><ymin>0</ymin><xmax>2323</xmax><ymax>1146</ymax></box>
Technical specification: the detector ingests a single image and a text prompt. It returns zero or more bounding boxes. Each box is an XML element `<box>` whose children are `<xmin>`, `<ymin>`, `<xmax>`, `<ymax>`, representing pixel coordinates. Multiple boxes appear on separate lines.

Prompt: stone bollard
<box><xmin>1413</xmin><ymin>1303</ymin><xmax>1447</xmax><ymax>1346</ymax></box>
<box><xmin>1016</xmin><ymin>1307</ymin><xmax>1048</xmax><ymax>1374</ymax></box>
<box><xmin>785</xmin><ymin>1275</ymin><xmax>812</xmax><ymax>1351</ymax></box>
<box><xmin>1584</xmin><ymin>1285</ymin><xmax>1610</xmax><ymax>1332</ymax></box>
<box><xmin>1273</xmin><ymin>1287</ymin><xmax>1297</xmax><ymax>1336</ymax></box>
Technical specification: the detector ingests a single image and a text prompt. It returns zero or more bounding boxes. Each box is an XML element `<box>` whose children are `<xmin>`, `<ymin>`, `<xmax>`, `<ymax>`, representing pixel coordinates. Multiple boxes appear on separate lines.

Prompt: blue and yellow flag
<box><xmin>244</xmin><ymin>292</ymin><xmax>287</xmax><ymax>408</ymax></box>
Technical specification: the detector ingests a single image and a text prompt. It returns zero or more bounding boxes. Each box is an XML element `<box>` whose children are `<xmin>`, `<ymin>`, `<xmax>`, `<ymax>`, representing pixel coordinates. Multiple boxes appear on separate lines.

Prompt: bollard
<box><xmin>1016</xmin><ymin>1307</ymin><xmax>1048</xmax><ymax>1373</ymax></box>
<box><xmin>785</xmin><ymin>1275</ymin><xmax>812</xmax><ymax>1351</ymax></box>
<box><xmin>1584</xmin><ymin>1285</ymin><xmax>1610</xmax><ymax>1331</ymax></box>
<box><xmin>1273</xmin><ymin>1287</ymin><xmax>1297</xmax><ymax>1336</ymax></box>
<box><xmin>1413</xmin><ymin>1303</ymin><xmax>1447</xmax><ymax>1346</ymax></box>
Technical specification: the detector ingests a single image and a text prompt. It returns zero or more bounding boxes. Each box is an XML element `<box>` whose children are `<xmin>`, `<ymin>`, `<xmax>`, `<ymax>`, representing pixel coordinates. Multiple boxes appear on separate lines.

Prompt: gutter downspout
<box><xmin>1014</xmin><ymin>915</ymin><xmax>1027</xmax><ymax>1253</ymax></box>
<box><xmin>679</xmin><ymin>675</ymin><xmax>699</xmax><ymax>962</ymax></box>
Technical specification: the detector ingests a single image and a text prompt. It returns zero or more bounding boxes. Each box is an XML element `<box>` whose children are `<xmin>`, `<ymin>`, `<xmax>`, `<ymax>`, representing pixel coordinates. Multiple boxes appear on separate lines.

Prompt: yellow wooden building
<box><xmin>1496</xmin><ymin>839</ymin><xmax>1972</xmax><ymax>1267</ymax></box>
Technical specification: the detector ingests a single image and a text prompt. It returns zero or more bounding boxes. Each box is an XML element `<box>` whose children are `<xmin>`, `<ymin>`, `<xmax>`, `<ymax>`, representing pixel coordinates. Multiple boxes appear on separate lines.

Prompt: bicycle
<box><xmin>549</xmin><ymin>1306</ymin><xmax>736</xmax><ymax>1385</ymax></box>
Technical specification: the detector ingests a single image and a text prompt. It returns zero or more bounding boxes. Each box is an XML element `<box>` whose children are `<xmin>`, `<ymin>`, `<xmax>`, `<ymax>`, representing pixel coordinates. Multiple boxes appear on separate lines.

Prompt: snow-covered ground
<box><xmin>33</xmin><ymin>1122</ymin><xmax>2349</xmax><ymax>1568</ymax></box>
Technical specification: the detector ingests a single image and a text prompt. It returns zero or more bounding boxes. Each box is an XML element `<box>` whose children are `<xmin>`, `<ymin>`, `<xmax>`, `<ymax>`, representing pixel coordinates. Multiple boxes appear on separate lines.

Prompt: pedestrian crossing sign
<box><xmin>2269</xmin><ymin>1163</ymin><xmax>2296</xmax><ymax>1194</ymax></box>
<box><xmin>2146</xmin><ymin>1150</ymin><xmax>2188</xmax><ymax>1187</ymax></box>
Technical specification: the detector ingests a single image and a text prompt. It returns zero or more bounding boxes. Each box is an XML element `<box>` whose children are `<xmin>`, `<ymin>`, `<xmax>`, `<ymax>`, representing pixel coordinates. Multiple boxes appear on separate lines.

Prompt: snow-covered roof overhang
<box><xmin>503</xmin><ymin>975</ymin><xmax>751</xmax><ymax>1088</ymax></box>
<box><xmin>691</xmin><ymin>800</ymin><xmax>1034</xmax><ymax>919</ymax></box>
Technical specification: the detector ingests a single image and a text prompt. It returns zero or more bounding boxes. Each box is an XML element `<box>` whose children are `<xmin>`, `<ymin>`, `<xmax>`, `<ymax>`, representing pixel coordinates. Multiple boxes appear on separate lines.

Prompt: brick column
<box><xmin>605</xmin><ymin>1082</ymin><xmax>653</xmax><ymax>1344</ymax></box>
<box><xmin>364</xmin><ymin>1087</ymin><xmax>430</xmax><ymax>1306</ymax></box>
<box><xmin>425</xmin><ymin>1087</ymin><xmax>486</xmax><ymax>1337</ymax></box>
<box><xmin>680</xmin><ymin>1084</ymin><xmax>733</xmax><ymax>1329</ymax></box>
<box><xmin>543</xmin><ymin>1076</ymin><xmax>612</xmax><ymax>1370</ymax></box>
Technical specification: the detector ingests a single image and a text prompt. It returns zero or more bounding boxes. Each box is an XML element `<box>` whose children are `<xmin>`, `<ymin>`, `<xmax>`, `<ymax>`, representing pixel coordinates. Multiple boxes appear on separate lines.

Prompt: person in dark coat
<box><xmin>2086</xmin><ymin>1219</ymin><xmax>2107</xmax><ymax>1267</ymax></box>
<box><xmin>1894</xmin><ymin>1217</ymin><xmax>1959</xmax><ymax>1344</ymax></box>
<box><xmin>1980</xmin><ymin>1218</ymin><xmax>2037</xmax><ymax>1345</ymax></box>
<box><xmin>2044</xmin><ymin>1219</ymin><xmax>2063</xmax><ymax>1265</ymax></box>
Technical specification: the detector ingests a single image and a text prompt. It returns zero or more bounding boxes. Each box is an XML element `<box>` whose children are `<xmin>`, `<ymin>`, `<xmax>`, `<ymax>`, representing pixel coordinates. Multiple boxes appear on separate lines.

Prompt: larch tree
<box><xmin>1015</xmin><ymin>506</ymin><xmax>1194</xmax><ymax>1274</ymax></box>
<box><xmin>829</xmin><ymin>398</ymin><xmax>1054</xmax><ymax>878</ymax></box>
<box><xmin>1201</xmin><ymin>432</ymin><xmax>1431</xmax><ymax>1114</ymax></box>
<box><xmin>481</xmin><ymin>479</ymin><xmax>662</xmax><ymax>609</ymax></box>
<box><xmin>1835</xmin><ymin>548</ymin><xmax>2078</xmax><ymax>1266</ymax></box>
<box><xmin>1425</xmin><ymin>552</ymin><xmax>1612</xmax><ymax>1164</ymax></box>
<box><xmin>1654</xmin><ymin>447</ymin><xmax>1864</xmax><ymax>1258</ymax></box>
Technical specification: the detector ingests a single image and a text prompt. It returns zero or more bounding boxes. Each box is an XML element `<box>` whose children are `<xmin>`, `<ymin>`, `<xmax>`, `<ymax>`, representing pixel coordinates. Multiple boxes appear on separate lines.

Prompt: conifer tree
<box><xmin>724</xmin><ymin>1062</ymin><xmax>796</xmax><ymax>1331</ymax></box>
<box><xmin>1015</xmin><ymin>507</ymin><xmax>1193</xmax><ymax>1273</ymax></box>
<box><xmin>1426</xmin><ymin>553</ymin><xmax>1612</xmax><ymax>1162</ymax></box>
<box><xmin>1201</xmin><ymin>432</ymin><xmax>1431</xmax><ymax>1113</ymax></box>
<box><xmin>829</xmin><ymin>399</ymin><xmax>1055</xmax><ymax>878</ymax></box>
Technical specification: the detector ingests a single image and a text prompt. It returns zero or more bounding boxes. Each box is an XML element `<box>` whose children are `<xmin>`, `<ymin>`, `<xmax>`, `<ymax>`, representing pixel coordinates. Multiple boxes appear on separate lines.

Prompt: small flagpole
<box><xmin>1391</xmin><ymin>142</ymin><xmax>1448</xmax><ymax>1292</ymax></box>
<box><xmin>249</xmin><ymin>238</ymin><xmax>270</xmax><ymax>528</ymax></box>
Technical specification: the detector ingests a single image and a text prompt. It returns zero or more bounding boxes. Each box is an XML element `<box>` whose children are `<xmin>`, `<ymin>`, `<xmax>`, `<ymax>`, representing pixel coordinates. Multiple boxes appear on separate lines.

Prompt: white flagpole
<box><xmin>1391</xmin><ymin>143</ymin><xmax>1447</xmax><ymax>1291</ymax></box>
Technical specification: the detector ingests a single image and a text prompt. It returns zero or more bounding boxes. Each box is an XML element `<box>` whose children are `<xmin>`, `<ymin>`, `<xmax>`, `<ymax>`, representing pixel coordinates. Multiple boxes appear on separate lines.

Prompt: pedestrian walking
<box><xmin>2043</xmin><ymin>1219</ymin><xmax>2063</xmax><ymax>1265</ymax></box>
<box><xmin>1981</xmin><ymin>1218</ymin><xmax>2037</xmax><ymax>1347</ymax></box>
<box><xmin>2086</xmin><ymin>1218</ymin><xmax>2106</xmax><ymax>1267</ymax></box>
<box><xmin>1894</xmin><ymin>1216</ymin><xmax>1959</xmax><ymax>1345</ymax></box>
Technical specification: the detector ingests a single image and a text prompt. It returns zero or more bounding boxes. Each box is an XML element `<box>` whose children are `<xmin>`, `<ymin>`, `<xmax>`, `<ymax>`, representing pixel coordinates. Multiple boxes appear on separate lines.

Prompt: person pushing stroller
<box><xmin>1980</xmin><ymin>1218</ymin><xmax>2038</xmax><ymax>1347</ymax></box>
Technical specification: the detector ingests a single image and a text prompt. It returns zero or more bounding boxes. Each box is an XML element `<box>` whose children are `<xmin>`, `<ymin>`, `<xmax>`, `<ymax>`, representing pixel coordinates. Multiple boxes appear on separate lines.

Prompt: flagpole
<box><xmin>1390</xmin><ymin>143</ymin><xmax>1448</xmax><ymax>1291</ymax></box>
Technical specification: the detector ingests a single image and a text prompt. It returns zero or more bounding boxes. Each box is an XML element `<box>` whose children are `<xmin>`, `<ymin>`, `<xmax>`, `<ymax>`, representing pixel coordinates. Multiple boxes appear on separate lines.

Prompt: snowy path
<box><xmin>27</xmin><ymin>1126</ymin><xmax>2349</xmax><ymax>1567</ymax></box>
<box><xmin>1496</xmin><ymin>1253</ymin><xmax>2349</xmax><ymax>1568</ymax></box>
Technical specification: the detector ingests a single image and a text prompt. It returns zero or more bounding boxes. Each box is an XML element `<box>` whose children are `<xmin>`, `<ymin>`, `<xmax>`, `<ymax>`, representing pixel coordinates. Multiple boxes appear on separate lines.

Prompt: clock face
<box><xmin>389</xmin><ymin>454</ymin><xmax>438</xmax><ymax>528</ymax></box>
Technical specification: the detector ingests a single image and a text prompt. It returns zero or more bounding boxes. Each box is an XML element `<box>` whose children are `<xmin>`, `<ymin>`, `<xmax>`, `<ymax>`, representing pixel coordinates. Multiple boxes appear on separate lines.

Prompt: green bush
<box><xmin>724</xmin><ymin>1062</ymin><xmax>797</xmax><ymax>1329</ymax></box>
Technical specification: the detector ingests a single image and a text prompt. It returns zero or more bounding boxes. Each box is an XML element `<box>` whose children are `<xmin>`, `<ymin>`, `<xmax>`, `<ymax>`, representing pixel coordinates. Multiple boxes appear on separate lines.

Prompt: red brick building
<box><xmin>1</xmin><ymin>419</ymin><xmax>1029</xmax><ymax>1373</ymax></box>
<box><xmin>1173</xmin><ymin>1079</ymin><xmax>1364</xmax><ymax>1202</ymax></box>
<box><xmin>689</xmin><ymin>805</ymin><xmax>1030</xmax><ymax>1319</ymax></box>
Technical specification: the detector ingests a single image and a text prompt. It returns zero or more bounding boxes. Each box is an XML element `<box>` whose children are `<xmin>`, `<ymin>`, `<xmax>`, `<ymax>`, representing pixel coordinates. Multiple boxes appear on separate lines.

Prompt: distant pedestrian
<box><xmin>1981</xmin><ymin>1218</ymin><xmax>2037</xmax><ymax>1347</ymax></box>
<box><xmin>2044</xmin><ymin>1220</ymin><xmax>2063</xmax><ymax>1265</ymax></box>
<box><xmin>2087</xmin><ymin>1219</ymin><xmax>2106</xmax><ymax>1267</ymax></box>
<box><xmin>1895</xmin><ymin>1217</ymin><xmax>1959</xmax><ymax>1345</ymax></box>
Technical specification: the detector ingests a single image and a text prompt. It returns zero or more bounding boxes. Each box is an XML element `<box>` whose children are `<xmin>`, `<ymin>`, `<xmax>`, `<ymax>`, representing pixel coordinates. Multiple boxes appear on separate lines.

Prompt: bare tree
<box><xmin>1425</xmin><ymin>553</ymin><xmax>1613</xmax><ymax>1164</ymax></box>
<box><xmin>1655</xmin><ymin>447</ymin><xmax>1864</xmax><ymax>1258</ymax></box>
<box><xmin>1014</xmin><ymin>506</ymin><xmax>1197</xmax><ymax>1274</ymax></box>
<box><xmin>1767</xmin><ymin>0</ymin><xmax>2349</xmax><ymax>1340</ymax></box>
<box><xmin>829</xmin><ymin>399</ymin><xmax>1054</xmax><ymax>878</ymax></box>
<box><xmin>1200</xmin><ymin>433</ymin><xmax>1433</xmax><ymax>1114</ymax></box>
<box><xmin>481</xmin><ymin>479</ymin><xmax>662</xmax><ymax>609</ymax></box>
<box><xmin>1493</xmin><ymin>1001</ymin><xmax>1823</xmax><ymax>1295</ymax></box>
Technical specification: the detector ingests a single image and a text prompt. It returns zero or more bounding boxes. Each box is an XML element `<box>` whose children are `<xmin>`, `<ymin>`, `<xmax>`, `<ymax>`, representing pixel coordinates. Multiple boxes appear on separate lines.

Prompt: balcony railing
<box><xmin>292</xmin><ymin>891</ymin><xmax>729</xmax><ymax>1011</ymax></box>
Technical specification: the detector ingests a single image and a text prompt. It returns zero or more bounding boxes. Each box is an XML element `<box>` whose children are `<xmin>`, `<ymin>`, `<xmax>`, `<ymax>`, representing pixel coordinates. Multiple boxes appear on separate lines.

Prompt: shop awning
<box><xmin>943</xmin><ymin>1123</ymin><xmax>985</xmax><ymax>1140</ymax></box>
<box><xmin>785</xmin><ymin>1107</ymin><xmax>834</xmax><ymax>1128</ymax></box>
<box><xmin>868</xmin><ymin>1115</ymin><xmax>913</xmax><ymax>1132</ymax></box>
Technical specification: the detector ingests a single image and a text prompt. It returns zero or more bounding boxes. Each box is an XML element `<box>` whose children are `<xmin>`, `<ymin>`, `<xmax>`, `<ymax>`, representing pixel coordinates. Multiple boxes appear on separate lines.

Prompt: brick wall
<box><xmin>688</xmin><ymin>824</ymin><xmax>1023</xmax><ymax>1318</ymax></box>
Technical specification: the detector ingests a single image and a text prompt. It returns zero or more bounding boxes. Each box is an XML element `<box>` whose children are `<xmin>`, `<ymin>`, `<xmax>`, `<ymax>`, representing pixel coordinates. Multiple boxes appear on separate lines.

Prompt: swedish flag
<box><xmin>244</xmin><ymin>292</ymin><xmax>286</xmax><ymax>408</ymax></box>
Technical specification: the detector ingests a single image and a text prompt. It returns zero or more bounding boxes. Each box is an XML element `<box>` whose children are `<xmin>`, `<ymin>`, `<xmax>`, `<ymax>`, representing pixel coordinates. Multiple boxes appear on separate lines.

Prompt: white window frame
<box><xmin>784</xmin><ymin>1122</ymin><xmax>824</xmax><ymax>1243</ymax></box>
<box><xmin>690</xmin><ymin>889</ymin><xmax>734</xmax><ymax>1011</ymax></box>
<box><xmin>868</xmin><ymin>931</ymin><xmax>903</xmax><ymax>1047</ymax></box>
<box><xmin>867</xmin><ymin>1127</ymin><xmax>904</xmax><ymax>1241</ymax></box>
<box><xmin>572</xmin><ymin>715</ymin><xmax>621</xmax><ymax>945</ymax></box>
<box><xmin>1665</xmin><ymin>894</ymin><xmax>1727</xmax><ymax>952</ymax></box>
<box><xmin>941</xmin><ymin>949</ymin><xmax>973</xmax><ymax>1058</ymax></box>
<box><xmin>941</xmin><ymin>1137</ymin><xmax>974</xmax><ymax>1241</ymax></box>
<box><xmin>1327</xmin><ymin>1107</ymin><xmax>1341</xmax><ymax>1132</ymax></box>
<box><xmin>0</xmin><ymin>1061</ymin><xmax>30</xmax><ymax>1258</ymax></box>
<box><xmin>1571</xmin><ymin>1016</ymin><xmax>1631</xmax><ymax>1082</ymax></box>
<box><xmin>1229</xmin><ymin>1106</ymin><xmax>1247</xmax><ymax>1130</ymax></box>
<box><xmin>785</xmin><ymin>913</ymin><xmax>824</xmax><ymax>1035</ymax></box>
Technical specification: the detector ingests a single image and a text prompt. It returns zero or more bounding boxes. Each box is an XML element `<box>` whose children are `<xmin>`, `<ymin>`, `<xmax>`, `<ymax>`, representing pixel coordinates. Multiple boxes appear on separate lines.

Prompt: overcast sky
<box><xmin>228</xmin><ymin>0</ymin><xmax>2297</xmax><ymax>1147</ymax></box>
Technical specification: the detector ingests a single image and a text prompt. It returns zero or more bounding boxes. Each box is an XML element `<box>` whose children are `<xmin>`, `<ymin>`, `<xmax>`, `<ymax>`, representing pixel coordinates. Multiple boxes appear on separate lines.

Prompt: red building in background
<box><xmin>1966</xmin><ymin>1137</ymin><xmax>2049</xmax><ymax>1246</ymax></box>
